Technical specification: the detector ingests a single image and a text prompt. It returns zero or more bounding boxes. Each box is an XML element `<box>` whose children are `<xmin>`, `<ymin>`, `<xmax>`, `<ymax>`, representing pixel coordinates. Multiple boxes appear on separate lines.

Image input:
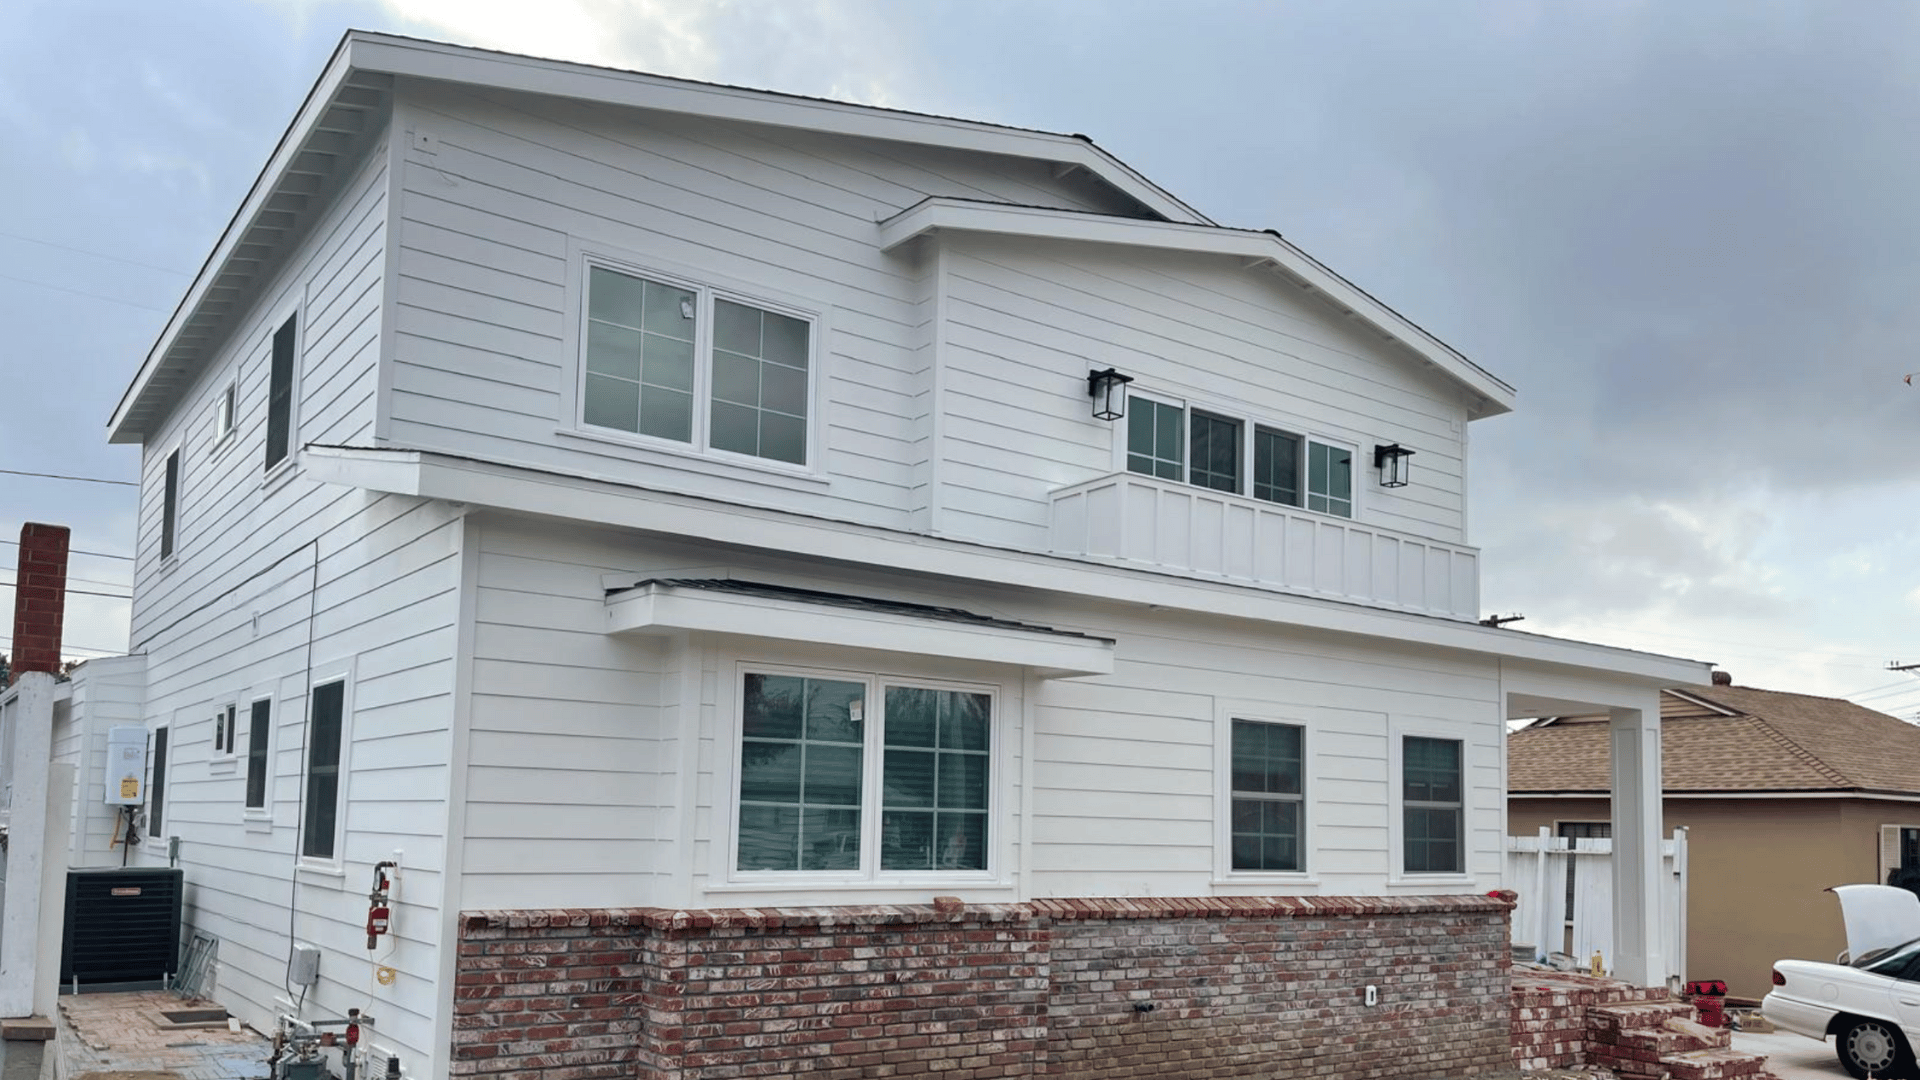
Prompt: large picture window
<box><xmin>581</xmin><ymin>263</ymin><xmax>813</xmax><ymax>467</ymax></box>
<box><xmin>1229</xmin><ymin>719</ymin><xmax>1303</xmax><ymax>872</ymax></box>
<box><xmin>1125</xmin><ymin>393</ymin><xmax>1353</xmax><ymax>518</ymax></box>
<box><xmin>1403</xmin><ymin>735</ymin><xmax>1463</xmax><ymax>874</ymax></box>
<box><xmin>735</xmin><ymin>671</ymin><xmax>992</xmax><ymax>877</ymax></box>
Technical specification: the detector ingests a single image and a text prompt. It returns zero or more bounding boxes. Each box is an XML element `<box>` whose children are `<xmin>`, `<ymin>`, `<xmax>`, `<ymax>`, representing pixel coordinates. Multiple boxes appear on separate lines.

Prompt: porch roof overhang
<box><xmin>605</xmin><ymin>578</ymin><xmax>1115</xmax><ymax>679</ymax></box>
<box><xmin>877</xmin><ymin>197</ymin><xmax>1516</xmax><ymax>420</ymax></box>
<box><xmin>303</xmin><ymin>445</ymin><xmax>1712</xmax><ymax>691</ymax></box>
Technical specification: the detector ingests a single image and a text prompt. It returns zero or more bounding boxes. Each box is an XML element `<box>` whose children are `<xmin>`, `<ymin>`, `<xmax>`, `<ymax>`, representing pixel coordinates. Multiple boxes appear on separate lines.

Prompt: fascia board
<box><xmin>605</xmin><ymin>584</ymin><xmax>1114</xmax><ymax>678</ymax></box>
<box><xmin>305</xmin><ymin>446</ymin><xmax>1708</xmax><ymax>687</ymax></box>
<box><xmin>108</xmin><ymin>37</ymin><xmax>362</xmax><ymax>444</ymax></box>
<box><xmin>345</xmin><ymin>34</ymin><xmax>1210</xmax><ymax>226</ymax></box>
<box><xmin>879</xmin><ymin>199</ymin><xmax>1516</xmax><ymax>417</ymax></box>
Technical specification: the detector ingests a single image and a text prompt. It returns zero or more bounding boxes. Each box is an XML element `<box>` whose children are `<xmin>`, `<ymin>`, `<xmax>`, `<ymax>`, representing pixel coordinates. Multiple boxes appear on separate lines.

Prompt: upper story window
<box><xmin>159</xmin><ymin>449</ymin><xmax>180</xmax><ymax>561</ymax></box>
<box><xmin>264</xmin><ymin>314</ymin><xmax>297</xmax><ymax>473</ymax></box>
<box><xmin>1126</xmin><ymin>393</ymin><xmax>1353</xmax><ymax>518</ymax></box>
<box><xmin>581</xmin><ymin>263</ymin><xmax>813</xmax><ymax>467</ymax></box>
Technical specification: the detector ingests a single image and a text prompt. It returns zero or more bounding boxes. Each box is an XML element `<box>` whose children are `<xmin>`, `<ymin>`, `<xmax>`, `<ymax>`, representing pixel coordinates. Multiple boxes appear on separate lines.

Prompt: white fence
<box><xmin>1504</xmin><ymin>827</ymin><xmax>1688</xmax><ymax>980</ymax></box>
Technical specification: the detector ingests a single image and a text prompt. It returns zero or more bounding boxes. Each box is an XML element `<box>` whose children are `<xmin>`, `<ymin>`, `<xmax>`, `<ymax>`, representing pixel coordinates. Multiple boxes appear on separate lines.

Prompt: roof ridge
<box><xmin>1743</xmin><ymin>711</ymin><xmax>1855</xmax><ymax>789</ymax></box>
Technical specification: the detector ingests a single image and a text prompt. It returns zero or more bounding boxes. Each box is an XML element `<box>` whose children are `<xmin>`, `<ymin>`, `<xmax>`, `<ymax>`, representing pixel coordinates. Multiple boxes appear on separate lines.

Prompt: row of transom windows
<box><xmin>1129</xmin><ymin>395</ymin><xmax>1355</xmax><ymax>518</ymax></box>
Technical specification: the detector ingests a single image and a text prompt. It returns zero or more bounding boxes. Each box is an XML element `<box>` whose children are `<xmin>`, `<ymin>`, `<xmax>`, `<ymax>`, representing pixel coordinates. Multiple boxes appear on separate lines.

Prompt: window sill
<box><xmin>1387</xmin><ymin>873</ymin><xmax>1476</xmax><ymax>888</ymax></box>
<box><xmin>555</xmin><ymin>426</ymin><xmax>829</xmax><ymax>490</ymax></box>
<box><xmin>244</xmin><ymin>814</ymin><xmax>272</xmax><ymax>834</ymax></box>
<box><xmin>261</xmin><ymin>458</ymin><xmax>299</xmax><ymax>495</ymax></box>
<box><xmin>708</xmin><ymin>875</ymin><xmax>1012</xmax><ymax>895</ymax></box>
<box><xmin>1211</xmin><ymin>874</ymin><xmax>1320</xmax><ymax>888</ymax></box>
<box><xmin>296</xmin><ymin>862</ymin><xmax>347</xmax><ymax>887</ymax></box>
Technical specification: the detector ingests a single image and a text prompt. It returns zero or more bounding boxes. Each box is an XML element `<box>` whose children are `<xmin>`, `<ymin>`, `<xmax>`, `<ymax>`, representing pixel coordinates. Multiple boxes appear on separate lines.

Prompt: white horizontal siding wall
<box><xmin>124</xmin><ymin>131</ymin><xmax>467</xmax><ymax>1079</ymax></box>
<box><xmin>383</xmin><ymin>82</ymin><xmax>1131</xmax><ymax>530</ymax></box>
<box><xmin>455</xmin><ymin>518</ymin><xmax>1503</xmax><ymax>912</ymax></box>
<box><xmin>931</xmin><ymin>235</ymin><xmax>1473</xmax><ymax>550</ymax></box>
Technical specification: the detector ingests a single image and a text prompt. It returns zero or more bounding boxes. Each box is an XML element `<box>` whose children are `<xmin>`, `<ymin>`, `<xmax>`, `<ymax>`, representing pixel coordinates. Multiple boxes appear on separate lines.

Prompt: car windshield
<box><xmin>1860</xmin><ymin>938</ymin><xmax>1920</xmax><ymax>973</ymax></box>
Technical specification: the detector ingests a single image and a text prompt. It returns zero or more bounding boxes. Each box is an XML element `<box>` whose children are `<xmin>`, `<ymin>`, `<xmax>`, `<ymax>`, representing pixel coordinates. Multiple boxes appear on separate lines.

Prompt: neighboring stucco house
<box><xmin>1510</xmin><ymin>676</ymin><xmax>1920</xmax><ymax>1000</ymax></box>
<box><xmin>95</xmin><ymin>31</ymin><xmax>1710</xmax><ymax>1079</ymax></box>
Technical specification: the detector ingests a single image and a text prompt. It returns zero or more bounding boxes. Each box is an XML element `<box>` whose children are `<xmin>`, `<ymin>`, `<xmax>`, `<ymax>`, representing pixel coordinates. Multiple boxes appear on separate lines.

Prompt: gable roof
<box><xmin>108</xmin><ymin>31</ymin><xmax>1213</xmax><ymax>445</ymax></box>
<box><xmin>879</xmin><ymin>198</ymin><xmax>1515</xmax><ymax>417</ymax></box>
<box><xmin>1510</xmin><ymin>684</ymin><xmax>1920</xmax><ymax>796</ymax></box>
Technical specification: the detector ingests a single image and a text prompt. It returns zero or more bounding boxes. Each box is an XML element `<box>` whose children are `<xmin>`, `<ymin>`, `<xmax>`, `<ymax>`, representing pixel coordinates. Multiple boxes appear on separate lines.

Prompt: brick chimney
<box><xmin>9</xmin><ymin>523</ymin><xmax>70</xmax><ymax>675</ymax></box>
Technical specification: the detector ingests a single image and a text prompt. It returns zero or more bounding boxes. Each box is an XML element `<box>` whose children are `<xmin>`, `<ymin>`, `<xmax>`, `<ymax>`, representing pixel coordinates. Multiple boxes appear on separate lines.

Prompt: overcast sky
<box><xmin>3</xmin><ymin>0</ymin><xmax>1917</xmax><ymax>715</ymax></box>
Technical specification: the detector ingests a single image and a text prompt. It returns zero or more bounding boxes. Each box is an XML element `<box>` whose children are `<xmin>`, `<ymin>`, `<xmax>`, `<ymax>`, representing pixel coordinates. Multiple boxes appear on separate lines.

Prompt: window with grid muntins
<box><xmin>1188</xmin><ymin>411</ymin><xmax>1242</xmax><ymax>493</ymax></box>
<box><xmin>881</xmin><ymin>687</ymin><xmax>989</xmax><ymax>871</ymax></box>
<box><xmin>1230</xmin><ymin>719</ymin><xmax>1303</xmax><ymax>872</ymax></box>
<box><xmin>1403</xmin><ymin>735</ymin><xmax>1462</xmax><ymax>873</ymax></box>
<box><xmin>1127</xmin><ymin>398</ymin><xmax>1185</xmax><ymax>480</ymax></box>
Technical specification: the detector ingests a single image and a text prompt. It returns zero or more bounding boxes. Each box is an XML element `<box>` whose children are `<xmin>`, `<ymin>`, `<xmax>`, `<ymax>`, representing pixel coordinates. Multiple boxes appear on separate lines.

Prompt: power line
<box><xmin>0</xmin><ymin>540</ymin><xmax>134</xmax><ymax>562</ymax></box>
<box><xmin>0</xmin><ymin>269</ymin><xmax>171</xmax><ymax>313</ymax></box>
<box><xmin>0</xmin><ymin>581</ymin><xmax>129</xmax><ymax>599</ymax></box>
<box><xmin>0</xmin><ymin>228</ymin><xmax>191</xmax><ymax>277</ymax></box>
<box><xmin>0</xmin><ymin>567</ymin><xmax>130</xmax><ymax>590</ymax></box>
<box><xmin>0</xmin><ymin>636</ymin><xmax>128</xmax><ymax>657</ymax></box>
<box><xmin>0</xmin><ymin>467</ymin><xmax>137</xmax><ymax>487</ymax></box>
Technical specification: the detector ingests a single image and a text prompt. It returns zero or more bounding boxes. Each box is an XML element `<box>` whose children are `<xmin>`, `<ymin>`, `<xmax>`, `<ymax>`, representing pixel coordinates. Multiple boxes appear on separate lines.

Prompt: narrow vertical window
<box><xmin>881</xmin><ymin>687</ymin><xmax>990</xmax><ymax>871</ymax></box>
<box><xmin>1403</xmin><ymin>735</ymin><xmax>1463</xmax><ymax>873</ymax></box>
<box><xmin>1252</xmin><ymin>426</ymin><xmax>1301</xmax><ymax>506</ymax></box>
<box><xmin>1306</xmin><ymin>441</ymin><xmax>1354</xmax><ymax>518</ymax></box>
<box><xmin>148</xmin><ymin>726</ymin><xmax>169</xmax><ymax>838</ymax></box>
<box><xmin>159</xmin><ymin>450</ymin><xmax>179</xmax><ymax>559</ymax></box>
<box><xmin>214</xmin><ymin>703</ymin><xmax>235</xmax><ymax>755</ymax></box>
<box><xmin>736</xmin><ymin>674</ymin><xmax>865</xmax><ymax>871</ymax></box>
<box><xmin>1230</xmin><ymin>720</ymin><xmax>1304</xmax><ymax>871</ymax></box>
<box><xmin>245</xmin><ymin>699</ymin><xmax>272</xmax><ymax>810</ymax></box>
<box><xmin>215</xmin><ymin>383</ymin><xmax>236</xmax><ymax>442</ymax></box>
<box><xmin>1126</xmin><ymin>398</ymin><xmax>1185</xmax><ymax>481</ymax></box>
<box><xmin>301</xmin><ymin>680</ymin><xmax>345</xmax><ymax>860</ymax></box>
<box><xmin>1188</xmin><ymin>411</ymin><xmax>1242</xmax><ymax>494</ymax></box>
<box><xmin>264</xmin><ymin>315</ymin><xmax>297</xmax><ymax>471</ymax></box>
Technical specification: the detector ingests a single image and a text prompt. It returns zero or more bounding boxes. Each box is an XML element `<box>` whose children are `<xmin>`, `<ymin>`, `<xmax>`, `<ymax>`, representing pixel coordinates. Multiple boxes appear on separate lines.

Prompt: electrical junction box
<box><xmin>290</xmin><ymin>943</ymin><xmax>320</xmax><ymax>988</ymax></box>
<box><xmin>105</xmin><ymin>727</ymin><xmax>146</xmax><ymax>806</ymax></box>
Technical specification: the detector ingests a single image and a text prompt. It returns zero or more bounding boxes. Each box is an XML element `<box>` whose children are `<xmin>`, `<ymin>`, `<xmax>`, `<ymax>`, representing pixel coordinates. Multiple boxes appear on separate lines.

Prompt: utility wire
<box><xmin>0</xmin><ymin>270</ymin><xmax>171</xmax><ymax>313</ymax></box>
<box><xmin>0</xmin><ymin>467</ymin><xmax>137</xmax><ymax>487</ymax></box>
<box><xmin>0</xmin><ymin>540</ymin><xmax>134</xmax><ymax>562</ymax></box>
<box><xmin>0</xmin><ymin>637</ymin><xmax>128</xmax><ymax>657</ymax></box>
<box><xmin>0</xmin><ymin>228</ymin><xmax>191</xmax><ymax>277</ymax></box>
<box><xmin>0</xmin><ymin>567</ymin><xmax>130</xmax><ymax>590</ymax></box>
<box><xmin>0</xmin><ymin>581</ymin><xmax>130</xmax><ymax>599</ymax></box>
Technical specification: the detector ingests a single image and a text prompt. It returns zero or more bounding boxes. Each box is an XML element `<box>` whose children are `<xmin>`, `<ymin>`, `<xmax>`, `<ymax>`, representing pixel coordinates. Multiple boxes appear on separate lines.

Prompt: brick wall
<box><xmin>8</xmin><ymin>522</ymin><xmax>68</xmax><ymax>675</ymax></box>
<box><xmin>1510</xmin><ymin>969</ymin><xmax>1672</xmax><ymax>1071</ymax></box>
<box><xmin>454</xmin><ymin>894</ymin><xmax>1514</xmax><ymax>1080</ymax></box>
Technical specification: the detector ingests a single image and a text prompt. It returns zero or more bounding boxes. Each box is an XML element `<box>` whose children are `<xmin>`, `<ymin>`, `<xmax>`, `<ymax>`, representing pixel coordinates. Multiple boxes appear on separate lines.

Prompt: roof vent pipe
<box><xmin>1711</xmin><ymin>670</ymin><xmax>1732</xmax><ymax>686</ymax></box>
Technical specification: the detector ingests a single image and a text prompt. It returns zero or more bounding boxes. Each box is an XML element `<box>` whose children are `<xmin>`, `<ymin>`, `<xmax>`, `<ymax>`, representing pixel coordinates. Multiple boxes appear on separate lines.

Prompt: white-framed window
<box><xmin>577</xmin><ymin>259</ymin><xmax>816</xmax><ymax>468</ymax></box>
<box><xmin>1401</xmin><ymin>734</ymin><xmax>1464</xmax><ymax>874</ymax></box>
<box><xmin>264</xmin><ymin>312</ymin><xmax>299</xmax><ymax>474</ymax></box>
<box><xmin>211</xmin><ymin>702</ymin><xmax>237</xmax><ymax>761</ymax></box>
<box><xmin>1227</xmin><ymin>718</ymin><xmax>1305</xmax><ymax>873</ymax></box>
<box><xmin>1124</xmin><ymin>391</ymin><xmax>1355</xmax><ymax>518</ymax></box>
<box><xmin>299</xmin><ymin>674</ymin><xmax>350</xmax><ymax>863</ymax></box>
<box><xmin>147</xmin><ymin>724</ymin><xmax>170</xmax><ymax>842</ymax></box>
<box><xmin>244</xmin><ymin>696</ymin><xmax>273</xmax><ymax>813</ymax></box>
<box><xmin>212</xmin><ymin>381</ymin><xmax>237</xmax><ymax>447</ymax></box>
<box><xmin>732</xmin><ymin>666</ymin><xmax>995</xmax><ymax>879</ymax></box>
<box><xmin>158</xmin><ymin>448</ymin><xmax>181</xmax><ymax>561</ymax></box>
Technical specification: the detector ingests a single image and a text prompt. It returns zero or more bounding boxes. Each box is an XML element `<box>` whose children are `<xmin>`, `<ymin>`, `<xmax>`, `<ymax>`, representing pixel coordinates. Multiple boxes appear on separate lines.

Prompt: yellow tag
<box><xmin>120</xmin><ymin>778</ymin><xmax>139</xmax><ymax>798</ymax></box>
<box><xmin>375</xmin><ymin>966</ymin><xmax>397</xmax><ymax>986</ymax></box>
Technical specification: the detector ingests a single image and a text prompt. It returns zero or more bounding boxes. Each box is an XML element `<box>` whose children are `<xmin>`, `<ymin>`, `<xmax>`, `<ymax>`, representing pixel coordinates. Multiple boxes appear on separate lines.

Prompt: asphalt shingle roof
<box><xmin>1509</xmin><ymin>685</ymin><xmax>1920</xmax><ymax>795</ymax></box>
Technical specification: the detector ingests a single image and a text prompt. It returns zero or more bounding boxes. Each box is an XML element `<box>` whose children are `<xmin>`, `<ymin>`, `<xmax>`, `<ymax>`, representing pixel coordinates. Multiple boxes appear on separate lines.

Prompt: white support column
<box><xmin>0</xmin><ymin>671</ymin><xmax>55</xmax><ymax>1016</ymax></box>
<box><xmin>34</xmin><ymin>763</ymin><xmax>73</xmax><ymax>1017</ymax></box>
<box><xmin>1608</xmin><ymin>701</ymin><xmax>1666</xmax><ymax>987</ymax></box>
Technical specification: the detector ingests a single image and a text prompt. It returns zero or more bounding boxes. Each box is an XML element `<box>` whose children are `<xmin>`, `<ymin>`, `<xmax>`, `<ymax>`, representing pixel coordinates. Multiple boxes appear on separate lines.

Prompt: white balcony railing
<box><xmin>1049</xmin><ymin>473</ymin><xmax>1480</xmax><ymax>621</ymax></box>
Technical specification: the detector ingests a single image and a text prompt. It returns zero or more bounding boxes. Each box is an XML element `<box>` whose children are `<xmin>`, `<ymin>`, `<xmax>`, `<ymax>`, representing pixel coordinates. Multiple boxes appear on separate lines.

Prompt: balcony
<box><xmin>1048</xmin><ymin>473</ymin><xmax>1480</xmax><ymax>621</ymax></box>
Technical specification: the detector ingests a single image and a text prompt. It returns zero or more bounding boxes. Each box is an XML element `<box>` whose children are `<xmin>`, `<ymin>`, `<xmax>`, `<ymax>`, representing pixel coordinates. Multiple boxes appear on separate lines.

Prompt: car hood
<box><xmin>1832</xmin><ymin>884</ymin><xmax>1920</xmax><ymax>963</ymax></box>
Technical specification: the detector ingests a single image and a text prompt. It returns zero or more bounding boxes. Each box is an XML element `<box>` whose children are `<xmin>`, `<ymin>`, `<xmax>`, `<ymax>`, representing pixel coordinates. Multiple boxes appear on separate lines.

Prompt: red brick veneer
<box><xmin>452</xmin><ymin>894</ymin><xmax>1515</xmax><ymax>1079</ymax></box>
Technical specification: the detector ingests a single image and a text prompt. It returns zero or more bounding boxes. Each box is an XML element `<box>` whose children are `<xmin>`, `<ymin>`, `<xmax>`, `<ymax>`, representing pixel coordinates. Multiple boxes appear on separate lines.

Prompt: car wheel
<box><xmin>1839</xmin><ymin>1016</ymin><xmax>1911</xmax><ymax>1079</ymax></box>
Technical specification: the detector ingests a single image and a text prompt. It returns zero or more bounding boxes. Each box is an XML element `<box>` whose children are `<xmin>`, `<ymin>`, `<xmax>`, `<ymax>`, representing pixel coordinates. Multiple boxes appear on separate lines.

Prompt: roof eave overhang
<box><xmin>877</xmin><ymin>198</ymin><xmax>1517</xmax><ymax>419</ymax></box>
<box><xmin>303</xmin><ymin>445</ymin><xmax>1705</xmax><ymax>687</ymax></box>
<box><xmin>606</xmin><ymin>581</ymin><xmax>1115</xmax><ymax>678</ymax></box>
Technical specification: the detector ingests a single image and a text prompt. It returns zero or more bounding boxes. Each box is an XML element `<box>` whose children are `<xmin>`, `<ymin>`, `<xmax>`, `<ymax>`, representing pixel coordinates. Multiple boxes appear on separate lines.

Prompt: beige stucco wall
<box><xmin>1509</xmin><ymin>796</ymin><xmax>1920</xmax><ymax>1000</ymax></box>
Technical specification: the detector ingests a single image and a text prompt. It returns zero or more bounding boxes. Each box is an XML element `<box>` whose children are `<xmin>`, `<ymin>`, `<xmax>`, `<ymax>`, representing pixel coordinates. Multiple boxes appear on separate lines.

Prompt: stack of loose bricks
<box><xmin>452</xmin><ymin>894</ymin><xmax>1515</xmax><ymax>1079</ymax></box>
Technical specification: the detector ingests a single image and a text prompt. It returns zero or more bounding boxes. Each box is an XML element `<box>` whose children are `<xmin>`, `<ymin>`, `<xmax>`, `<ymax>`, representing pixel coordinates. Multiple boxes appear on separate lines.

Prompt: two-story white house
<box><xmin>100</xmin><ymin>32</ymin><xmax>1708</xmax><ymax>1079</ymax></box>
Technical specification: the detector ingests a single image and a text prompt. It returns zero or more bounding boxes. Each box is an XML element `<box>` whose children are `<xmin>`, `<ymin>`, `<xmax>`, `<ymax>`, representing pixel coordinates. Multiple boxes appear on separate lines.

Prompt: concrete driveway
<box><xmin>1733</xmin><ymin>1028</ymin><xmax>1847</xmax><ymax>1080</ymax></box>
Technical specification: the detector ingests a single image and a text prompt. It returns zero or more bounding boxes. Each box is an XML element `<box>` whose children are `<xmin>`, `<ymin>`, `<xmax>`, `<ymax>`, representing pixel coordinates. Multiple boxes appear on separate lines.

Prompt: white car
<box><xmin>1765</xmin><ymin>884</ymin><xmax>1920</xmax><ymax>1079</ymax></box>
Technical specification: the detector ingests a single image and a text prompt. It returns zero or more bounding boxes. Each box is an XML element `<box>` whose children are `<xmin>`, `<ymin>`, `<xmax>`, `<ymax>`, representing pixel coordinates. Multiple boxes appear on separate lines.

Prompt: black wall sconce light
<box><xmin>1374</xmin><ymin>443</ymin><xmax>1415</xmax><ymax>488</ymax></box>
<box><xmin>1087</xmin><ymin>368</ymin><xmax>1134</xmax><ymax>421</ymax></box>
